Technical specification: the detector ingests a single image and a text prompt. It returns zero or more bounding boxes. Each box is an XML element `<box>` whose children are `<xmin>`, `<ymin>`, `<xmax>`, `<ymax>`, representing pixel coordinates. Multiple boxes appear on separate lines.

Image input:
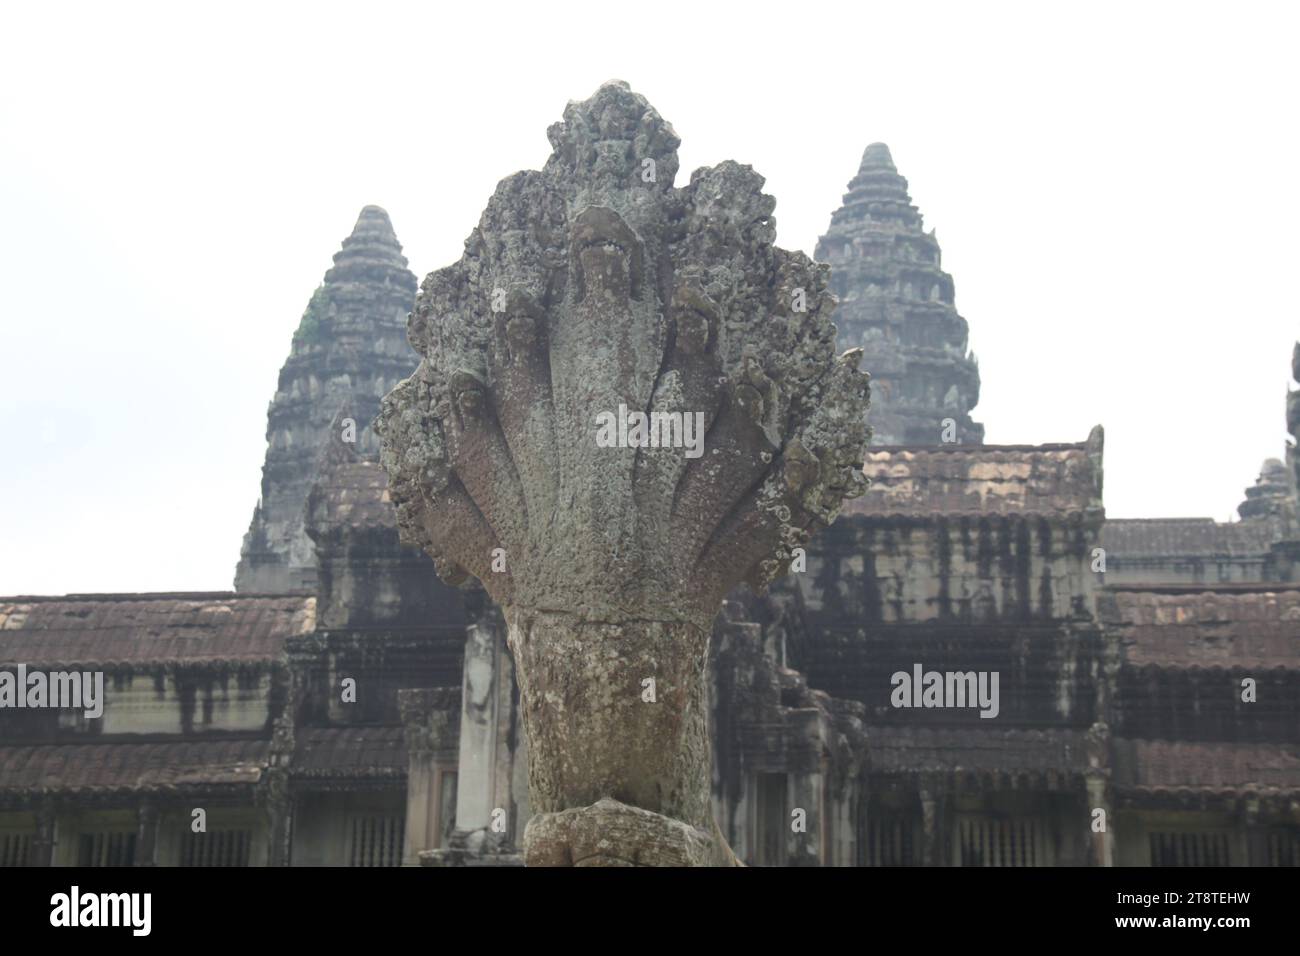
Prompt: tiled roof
<box><xmin>1101</xmin><ymin>518</ymin><xmax>1276</xmax><ymax>558</ymax></box>
<box><xmin>0</xmin><ymin>738</ymin><xmax>269</xmax><ymax>794</ymax></box>
<box><xmin>293</xmin><ymin>726</ymin><xmax>406</xmax><ymax>777</ymax></box>
<box><xmin>0</xmin><ymin>726</ymin><xmax>410</xmax><ymax>793</ymax></box>
<box><xmin>845</xmin><ymin>442</ymin><xmax>1102</xmax><ymax>519</ymax></box>
<box><xmin>305</xmin><ymin>461</ymin><xmax>398</xmax><ymax>534</ymax></box>
<box><xmin>1114</xmin><ymin>738</ymin><xmax>1300</xmax><ymax>794</ymax></box>
<box><xmin>865</xmin><ymin>726</ymin><xmax>1089</xmax><ymax>775</ymax></box>
<box><xmin>0</xmin><ymin>593</ymin><xmax>315</xmax><ymax>668</ymax></box>
<box><xmin>1099</xmin><ymin>586</ymin><xmax>1300</xmax><ymax>670</ymax></box>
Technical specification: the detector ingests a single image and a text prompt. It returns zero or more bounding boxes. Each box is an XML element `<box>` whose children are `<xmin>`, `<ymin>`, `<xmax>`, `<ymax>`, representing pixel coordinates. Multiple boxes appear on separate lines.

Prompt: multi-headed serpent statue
<box><xmin>377</xmin><ymin>81</ymin><xmax>870</xmax><ymax>866</ymax></box>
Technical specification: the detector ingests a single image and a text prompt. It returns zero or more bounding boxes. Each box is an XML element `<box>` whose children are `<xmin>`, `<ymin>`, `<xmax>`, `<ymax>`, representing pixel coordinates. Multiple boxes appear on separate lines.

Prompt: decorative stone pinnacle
<box><xmin>860</xmin><ymin>142</ymin><xmax>896</xmax><ymax>170</ymax></box>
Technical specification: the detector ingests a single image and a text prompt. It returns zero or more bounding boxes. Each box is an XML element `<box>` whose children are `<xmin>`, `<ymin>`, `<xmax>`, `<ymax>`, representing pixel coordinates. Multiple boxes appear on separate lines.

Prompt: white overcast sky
<box><xmin>1</xmin><ymin>1</ymin><xmax>1297</xmax><ymax>595</ymax></box>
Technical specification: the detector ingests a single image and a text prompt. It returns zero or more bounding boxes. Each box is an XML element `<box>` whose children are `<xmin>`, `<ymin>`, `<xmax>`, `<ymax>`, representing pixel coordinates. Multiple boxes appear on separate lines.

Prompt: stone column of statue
<box><xmin>378</xmin><ymin>81</ymin><xmax>870</xmax><ymax>866</ymax></box>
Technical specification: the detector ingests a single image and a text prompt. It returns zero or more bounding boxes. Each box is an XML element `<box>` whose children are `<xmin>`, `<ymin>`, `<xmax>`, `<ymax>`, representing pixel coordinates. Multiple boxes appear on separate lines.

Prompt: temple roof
<box><xmin>0</xmin><ymin>727</ymin><xmax>411</xmax><ymax>796</ymax></box>
<box><xmin>865</xmin><ymin>726</ymin><xmax>1090</xmax><ymax>776</ymax></box>
<box><xmin>0</xmin><ymin>593</ymin><xmax>315</xmax><ymax>668</ymax></box>
<box><xmin>1113</xmin><ymin>738</ymin><xmax>1300</xmax><ymax>795</ymax></box>
<box><xmin>865</xmin><ymin>724</ymin><xmax>1300</xmax><ymax>794</ymax></box>
<box><xmin>844</xmin><ymin>436</ymin><xmax>1103</xmax><ymax>520</ymax></box>
<box><xmin>1099</xmin><ymin>584</ymin><xmax>1300</xmax><ymax>670</ymax></box>
<box><xmin>293</xmin><ymin>726</ymin><xmax>407</xmax><ymax>778</ymax></box>
<box><xmin>305</xmin><ymin>460</ymin><xmax>399</xmax><ymax>537</ymax></box>
<box><xmin>1101</xmin><ymin>517</ymin><xmax>1276</xmax><ymax>557</ymax></box>
<box><xmin>0</xmin><ymin>738</ymin><xmax>269</xmax><ymax>795</ymax></box>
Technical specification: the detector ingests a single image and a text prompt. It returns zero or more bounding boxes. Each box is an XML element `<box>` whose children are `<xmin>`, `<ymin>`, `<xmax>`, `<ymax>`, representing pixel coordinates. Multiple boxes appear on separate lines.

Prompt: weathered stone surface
<box><xmin>815</xmin><ymin>143</ymin><xmax>982</xmax><ymax>445</ymax></box>
<box><xmin>524</xmin><ymin>797</ymin><xmax>727</xmax><ymax>867</ymax></box>
<box><xmin>377</xmin><ymin>81</ymin><xmax>869</xmax><ymax>865</ymax></box>
<box><xmin>236</xmin><ymin>206</ymin><xmax>419</xmax><ymax>593</ymax></box>
<box><xmin>710</xmin><ymin>604</ymin><xmax>869</xmax><ymax>866</ymax></box>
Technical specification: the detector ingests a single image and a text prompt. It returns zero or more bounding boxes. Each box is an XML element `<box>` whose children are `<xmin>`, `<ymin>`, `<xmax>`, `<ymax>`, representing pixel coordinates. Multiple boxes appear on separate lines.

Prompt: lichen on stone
<box><xmin>376</xmin><ymin>81</ymin><xmax>870</xmax><ymax>865</ymax></box>
<box><xmin>378</xmin><ymin>80</ymin><xmax>870</xmax><ymax>620</ymax></box>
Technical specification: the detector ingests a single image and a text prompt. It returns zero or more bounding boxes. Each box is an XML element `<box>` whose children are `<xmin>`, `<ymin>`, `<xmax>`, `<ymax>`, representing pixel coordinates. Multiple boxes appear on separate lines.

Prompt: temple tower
<box><xmin>235</xmin><ymin>206</ymin><xmax>419</xmax><ymax>593</ymax></box>
<box><xmin>1238</xmin><ymin>458</ymin><xmax>1291</xmax><ymax>521</ymax></box>
<box><xmin>1288</xmin><ymin>343</ymin><xmax>1300</xmax><ymax>499</ymax></box>
<box><xmin>815</xmin><ymin>143</ymin><xmax>983</xmax><ymax>445</ymax></box>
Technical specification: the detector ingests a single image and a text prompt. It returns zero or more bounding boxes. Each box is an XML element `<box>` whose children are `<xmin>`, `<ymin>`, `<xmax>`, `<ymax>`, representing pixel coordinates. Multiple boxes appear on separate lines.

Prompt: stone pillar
<box><xmin>29</xmin><ymin>801</ymin><xmax>56</xmax><ymax>867</ymax></box>
<box><xmin>828</xmin><ymin>780</ymin><xmax>861</xmax><ymax>867</ymax></box>
<box><xmin>264</xmin><ymin>716</ymin><xmax>294</xmax><ymax>867</ymax></box>
<box><xmin>1241</xmin><ymin>796</ymin><xmax>1267</xmax><ymax>866</ymax></box>
<box><xmin>850</xmin><ymin>790</ymin><xmax>868</xmax><ymax>868</ymax></box>
<box><xmin>788</xmin><ymin>771</ymin><xmax>823</xmax><ymax>867</ymax></box>
<box><xmin>401</xmin><ymin>692</ymin><xmax>435</xmax><ymax>864</ymax></box>
<box><xmin>454</xmin><ymin>621</ymin><xmax>501</xmax><ymax>834</ymax></box>
<box><xmin>919</xmin><ymin>787</ymin><xmax>940</xmax><ymax>867</ymax></box>
<box><xmin>398</xmin><ymin>686</ymin><xmax>460</xmax><ymax>865</ymax></box>
<box><xmin>134</xmin><ymin>800</ymin><xmax>159</xmax><ymax>866</ymax></box>
<box><xmin>1085</xmin><ymin>778</ymin><xmax>1113</xmax><ymax>866</ymax></box>
<box><xmin>1085</xmin><ymin>721</ymin><xmax>1114</xmax><ymax>867</ymax></box>
<box><xmin>263</xmin><ymin>778</ymin><xmax>292</xmax><ymax>867</ymax></box>
<box><xmin>419</xmin><ymin>615</ymin><xmax>523</xmax><ymax>866</ymax></box>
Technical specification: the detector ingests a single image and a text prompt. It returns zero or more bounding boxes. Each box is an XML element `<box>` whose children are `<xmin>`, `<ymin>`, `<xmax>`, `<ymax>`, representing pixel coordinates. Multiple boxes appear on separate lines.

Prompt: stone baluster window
<box><xmin>182</xmin><ymin>828</ymin><xmax>252</xmax><ymax>867</ymax></box>
<box><xmin>955</xmin><ymin>814</ymin><xmax>1053</xmax><ymax>867</ymax></box>
<box><xmin>348</xmin><ymin>813</ymin><xmax>404</xmax><ymax>867</ymax></box>
<box><xmin>78</xmin><ymin>830</ymin><xmax>137</xmax><ymax>867</ymax></box>
<box><xmin>1266</xmin><ymin>829</ymin><xmax>1300</xmax><ymax>866</ymax></box>
<box><xmin>863</xmin><ymin>813</ymin><xmax>920</xmax><ymax>866</ymax></box>
<box><xmin>1148</xmin><ymin>830</ymin><xmax>1231</xmax><ymax>867</ymax></box>
<box><xmin>0</xmin><ymin>830</ymin><xmax>32</xmax><ymax>867</ymax></box>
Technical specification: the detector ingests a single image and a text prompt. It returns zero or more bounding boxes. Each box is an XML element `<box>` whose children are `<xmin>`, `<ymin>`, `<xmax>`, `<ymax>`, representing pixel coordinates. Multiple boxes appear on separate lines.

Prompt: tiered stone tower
<box><xmin>235</xmin><ymin>206</ymin><xmax>419</xmax><ymax>593</ymax></box>
<box><xmin>815</xmin><ymin>143</ymin><xmax>983</xmax><ymax>445</ymax></box>
<box><xmin>1237</xmin><ymin>458</ymin><xmax>1292</xmax><ymax>521</ymax></box>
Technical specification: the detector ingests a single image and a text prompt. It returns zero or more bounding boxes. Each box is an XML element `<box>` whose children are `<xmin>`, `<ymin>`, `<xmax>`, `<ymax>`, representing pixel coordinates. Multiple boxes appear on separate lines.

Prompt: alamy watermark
<box><xmin>50</xmin><ymin>886</ymin><xmax>151</xmax><ymax>936</ymax></box>
<box><xmin>0</xmin><ymin>665</ymin><xmax>103</xmax><ymax>719</ymax></box>
<box><xmin>595</xmin><ymin>403</ymin><xmax>705</xmax><ymax>459</ymax></box>
<box><xmin>890</xmin><ymin>663</ymin><xmax>1000</xmax><ymax>719</ymax></box>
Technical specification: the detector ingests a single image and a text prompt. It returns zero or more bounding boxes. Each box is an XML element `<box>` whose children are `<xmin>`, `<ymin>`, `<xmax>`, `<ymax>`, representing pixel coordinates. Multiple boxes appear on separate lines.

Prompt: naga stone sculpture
<box><xmin>377</xmin><ymin>81</ymin><xmax>870</xmax><ymax>866</ymax></box>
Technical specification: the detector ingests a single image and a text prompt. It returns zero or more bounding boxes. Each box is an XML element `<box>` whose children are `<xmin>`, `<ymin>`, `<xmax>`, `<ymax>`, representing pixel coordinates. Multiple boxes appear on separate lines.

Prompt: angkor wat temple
<box><xmin>3</xmin><ymin>144</ymin><xmax>1297</xmax><ymax>868</ymax></box>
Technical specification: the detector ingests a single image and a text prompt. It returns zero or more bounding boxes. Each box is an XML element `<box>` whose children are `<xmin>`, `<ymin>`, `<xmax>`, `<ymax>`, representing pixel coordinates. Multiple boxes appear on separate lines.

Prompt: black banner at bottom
<box><xmin>0</xmin><ymin>865</ymin><xmax>1286</xmax><ymax>942</ymax></box>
